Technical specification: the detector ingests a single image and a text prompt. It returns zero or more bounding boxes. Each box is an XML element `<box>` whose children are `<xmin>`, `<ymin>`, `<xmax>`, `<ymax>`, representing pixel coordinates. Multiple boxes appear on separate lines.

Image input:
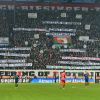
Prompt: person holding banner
<box><xmin>60</xmin><ymin>70</ymin><xmax>66</xmax><ymax>89</ymax></box>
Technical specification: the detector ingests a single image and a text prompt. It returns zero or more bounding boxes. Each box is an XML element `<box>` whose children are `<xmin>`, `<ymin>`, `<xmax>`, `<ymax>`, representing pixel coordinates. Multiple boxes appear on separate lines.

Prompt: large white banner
<box><xmin>46</xmin><ymin>32</ymin><xmax>76</xmax><ymax>36</ymax></box>
<box><xmin>0</xmin><ymin>53</ymin><xmax>30</xmax><ymax>57</ymax></box>
<box><xmin>0</xmin><ymin>37</ymin><xmax>9</xmax><ymax>45</ymax></box>
<box><xmin>60</xmin><ymin>49</ymin><xmax>86</xmax><ymax>52</ymax></box>
<box><xmin>49</xmin><ymin>28</ymin><xmax>76</xmax><ymax>32</ymax></box>
<box><xmin>0</xmin><ymin>63</ymin><xmax>32</xmax><ymax>67</ymax></box>
<box><xmin>42</xmin><ymin>21</ymin><xmax>81</xmax><ymax>25</ymax></box>
<box><xmin>0</xmin><ymin>47</ymin><xmax>31</xmax><ymax>51</ymax></box>
<box><xmin>58</xmin><ymin>61</ymin><xmax>100</xmax><ymax>65</ymax></box>
<box><xmin>62</xmin><ymin>56</ymin><xmax>100</xmax><ymax>61</ymax></box>
<box><xmin>13</xmin><ymin>28</ymin><xmax>47</xmax><ymax>32</ymax></box>
<box><xmin>0</xmin><ymin>59</ymin><xmax>25</xmax><ymax>63</ymax></box>
<box><xmin>46</xmin><ymin>65</ymin><xmax>100</xmax><ymax>70</ymax></box>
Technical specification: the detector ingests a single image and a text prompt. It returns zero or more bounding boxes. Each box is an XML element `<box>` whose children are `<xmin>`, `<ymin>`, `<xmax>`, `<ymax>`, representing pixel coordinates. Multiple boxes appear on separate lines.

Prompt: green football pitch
<box><xmin>0</xmin><ymin>83</ymin><xmax>100</xmax><ymax>100</ymax></box>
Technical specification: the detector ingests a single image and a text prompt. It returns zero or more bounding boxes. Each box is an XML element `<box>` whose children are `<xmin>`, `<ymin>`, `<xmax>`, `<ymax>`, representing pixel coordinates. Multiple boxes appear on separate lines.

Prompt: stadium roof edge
<box><xmin>0</xmin><ymin>2</ymin><xmax>100</xmax><ymax>6</ymax></box>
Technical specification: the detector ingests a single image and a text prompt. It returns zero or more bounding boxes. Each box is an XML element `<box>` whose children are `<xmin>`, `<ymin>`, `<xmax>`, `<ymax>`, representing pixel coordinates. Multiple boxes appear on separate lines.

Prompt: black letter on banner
<box><xmin>23</xmin><ymin>71</ymin><xmax>28</xmax><ymax>76</ymax></box>
<box><xmin>38</xmin><ymin>72</ymin><xmax>44</xmax><ymax>76</ymax></box>
<box><xmin>29</xmin><ymin>71</ymin><xmax>35</xmax><ymax>76</ymax></box>
<box><xmin>44</xmin><ymin>71</ymin><xmax>50</xmax><ymax>76</ymax></box>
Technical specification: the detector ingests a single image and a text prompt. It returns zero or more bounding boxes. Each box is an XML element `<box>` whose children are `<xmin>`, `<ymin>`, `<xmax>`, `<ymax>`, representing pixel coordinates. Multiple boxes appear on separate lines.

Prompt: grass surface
<box><xmin>0</xmin><ymin>83</ymin><xmax>99</xmax><ymax>100</ymax></box>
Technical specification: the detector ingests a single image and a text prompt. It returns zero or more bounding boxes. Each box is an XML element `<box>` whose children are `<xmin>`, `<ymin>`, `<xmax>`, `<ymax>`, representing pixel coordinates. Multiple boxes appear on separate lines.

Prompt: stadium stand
<box><xmin>0</xmin><ymin>0</ymin><xmax>100</xmax><ymax>70</ymax></box>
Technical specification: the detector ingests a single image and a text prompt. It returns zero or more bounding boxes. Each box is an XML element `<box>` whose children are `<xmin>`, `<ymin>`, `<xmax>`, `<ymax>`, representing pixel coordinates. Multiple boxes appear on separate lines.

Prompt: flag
<box><xmin>54</xmin><ymin>36</ymin><xmax>71</xmax><ymax>44</ymax></box>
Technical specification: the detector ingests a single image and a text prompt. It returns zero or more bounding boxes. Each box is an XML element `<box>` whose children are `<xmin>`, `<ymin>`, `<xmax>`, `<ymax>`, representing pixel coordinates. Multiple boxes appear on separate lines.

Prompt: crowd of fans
<box><xmin>0</xmin><ymin>4</ymin><xmax>100</xmax><ymax>70</ymax></box>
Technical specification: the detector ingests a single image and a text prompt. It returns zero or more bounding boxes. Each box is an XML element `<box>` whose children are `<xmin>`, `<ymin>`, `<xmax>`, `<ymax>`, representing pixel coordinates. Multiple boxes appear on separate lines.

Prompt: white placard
<box><xmin>28</xmin><ymin>13</ymin><xmax>37</xmax><ymax>18</ymax></box>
